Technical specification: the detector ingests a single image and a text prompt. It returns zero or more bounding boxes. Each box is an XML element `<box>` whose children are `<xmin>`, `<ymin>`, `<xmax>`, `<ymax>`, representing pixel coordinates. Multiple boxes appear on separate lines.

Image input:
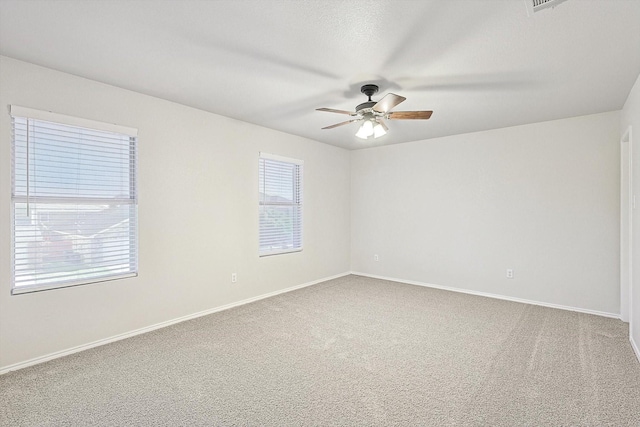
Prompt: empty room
<box><xmin>1</xmin><ymin>0</ymin><xmax>639</xmax><ymax>425</ymax></box>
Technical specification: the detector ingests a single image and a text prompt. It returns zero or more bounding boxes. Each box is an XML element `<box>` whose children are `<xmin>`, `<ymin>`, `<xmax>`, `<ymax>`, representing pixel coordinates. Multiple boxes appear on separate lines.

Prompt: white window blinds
<box><xmin>10</xmin><ymin>106</ymin><xmax>138</xmax><ymax>294</ymax></box>
<box><xmin>259</xmin><ymin>153</ymin><xmax>303</xmax><ymax>256</ymax></box>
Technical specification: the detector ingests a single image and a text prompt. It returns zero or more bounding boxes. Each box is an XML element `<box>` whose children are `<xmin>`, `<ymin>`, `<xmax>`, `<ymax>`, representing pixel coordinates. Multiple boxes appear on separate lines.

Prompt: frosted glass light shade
<box><xmin>373</xmin><ymin>123</ymin><xmax>386</xmax><ymax>138</ymax></box>
<box><xmin>355</xmin><ymin>120</ymin><xmax>375</xmax><ymax>139</ymax></box>
<box><xmin>355</xmin><ymin>124</ymin><xmax>370</xmax><ymax>139</ymax></box>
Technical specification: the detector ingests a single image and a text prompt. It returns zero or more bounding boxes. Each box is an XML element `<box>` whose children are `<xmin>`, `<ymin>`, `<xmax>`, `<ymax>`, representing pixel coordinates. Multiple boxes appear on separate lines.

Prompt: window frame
<box><xmin>9</xmin><ymin>106</ymin><xmax>139</xmax><ymax>295</ymax></box>
<box><xmin>258</xmin><ymin>152</ymin><xmax>303</xmax><ymax>257</ymax></box>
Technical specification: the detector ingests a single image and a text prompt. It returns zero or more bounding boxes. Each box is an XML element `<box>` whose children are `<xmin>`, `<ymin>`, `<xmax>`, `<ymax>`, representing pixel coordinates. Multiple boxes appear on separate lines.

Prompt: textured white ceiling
<box><xmin>1</xmin><ymin>0</ymin><xmax>639</xmax><ymax>150</ymax></box>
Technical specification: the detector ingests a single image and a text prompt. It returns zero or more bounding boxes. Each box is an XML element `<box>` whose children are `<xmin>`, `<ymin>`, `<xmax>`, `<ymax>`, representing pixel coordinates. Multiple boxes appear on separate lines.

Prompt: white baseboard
<box><xmin>351</xmin><ymin>272</ymin><xmax>621</xmax><ymax>319</ymax></box>
<box><xmin>0</xmin><ymin>272</ymin><xmax>350</xmax><ymax>375</ymax></box>
<box><xmin>631</xmin><ymin>335</ymin><xmax>640</xmax><ymax>364</ymax></box>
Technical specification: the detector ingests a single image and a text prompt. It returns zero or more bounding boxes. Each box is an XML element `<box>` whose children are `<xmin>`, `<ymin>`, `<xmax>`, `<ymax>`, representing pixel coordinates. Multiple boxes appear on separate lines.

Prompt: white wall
<box><xmin>621</xmin><ymin>72</ymin><xmax>640</xmax><ymax>358</ymax></box>
<box><xmin>0</xmin><ymin>56</ymin><xmax>351</xmax><ymax>370</ymax></box>
<box><xmin>351</xmin><ymin>111</ymin><xmax>621</xmax><ymax>315</ymax></box>
<box><xmin>0</xmin><ymin>54</ymin><xmax>632</xmax><ymax>371</ymax></box>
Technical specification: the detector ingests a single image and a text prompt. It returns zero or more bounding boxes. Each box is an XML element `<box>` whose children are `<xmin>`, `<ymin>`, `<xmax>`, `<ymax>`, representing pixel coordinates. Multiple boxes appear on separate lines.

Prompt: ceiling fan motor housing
<box><xmin>356</xmin><ymin>101</ymin><xmax>377</xmax><ymax>112</ymax></box>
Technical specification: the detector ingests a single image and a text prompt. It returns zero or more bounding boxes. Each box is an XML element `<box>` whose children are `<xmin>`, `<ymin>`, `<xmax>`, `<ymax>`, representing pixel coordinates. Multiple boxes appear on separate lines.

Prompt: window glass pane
<box><xmin>13</xmin><ymin>117</ymin><xmax>134</xmax><ymax>200</ymax></box>
<box><xmin>13</xmin><ymin>202</ymin><xmax>137</xmax><ymax>288</ymax></box>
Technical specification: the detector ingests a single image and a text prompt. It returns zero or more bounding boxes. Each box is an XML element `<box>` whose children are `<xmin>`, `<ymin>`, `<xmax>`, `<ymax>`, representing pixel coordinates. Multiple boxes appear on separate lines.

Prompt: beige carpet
<box><xmin>1</xmin><ymin>275</ymin><xmax>639</xmax><ymax>426</ymax></box>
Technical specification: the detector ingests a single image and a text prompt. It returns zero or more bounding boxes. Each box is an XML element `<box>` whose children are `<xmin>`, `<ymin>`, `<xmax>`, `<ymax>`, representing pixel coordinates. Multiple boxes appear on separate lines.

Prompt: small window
<box><xmin>10</xmin><ymin>106</ymin><xmax>138</xmax><ymax>294</ymax></box>
<box><xmin>258</xmin><ymin>153</ymin><xmax>303</xmax><ymax>256</ymax></box>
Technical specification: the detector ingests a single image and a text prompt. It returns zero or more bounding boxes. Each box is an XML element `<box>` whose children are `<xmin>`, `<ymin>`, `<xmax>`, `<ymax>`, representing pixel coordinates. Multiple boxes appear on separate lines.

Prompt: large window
<box><xmin>10</xmin><ymin>106</ymin><xmax>138</xmax><ymax>294</ymax></box>
<box><xmin>258</xmin><ymin>153</ymin><xmax>303</xmax><ymax>256</ymax></box>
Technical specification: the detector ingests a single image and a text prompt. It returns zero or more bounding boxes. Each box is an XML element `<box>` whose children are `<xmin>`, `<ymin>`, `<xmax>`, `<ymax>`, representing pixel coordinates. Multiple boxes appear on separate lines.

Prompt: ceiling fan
<box><xmin>316</xmin><ymin>84</ymin><xmax>433</xmax><ymax>139</ymax></box>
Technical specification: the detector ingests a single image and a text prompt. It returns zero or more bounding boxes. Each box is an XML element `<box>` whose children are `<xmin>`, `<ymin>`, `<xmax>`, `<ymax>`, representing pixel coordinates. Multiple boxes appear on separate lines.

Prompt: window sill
<box><xmin>11</xmin><ymin>273</ymin><xmax>138</xmax><ymax>295</ymax></box>
<box><xmin>259</xmin><ymin>248</ymin><xmax>303</xmax><ymax>257</ymax></box>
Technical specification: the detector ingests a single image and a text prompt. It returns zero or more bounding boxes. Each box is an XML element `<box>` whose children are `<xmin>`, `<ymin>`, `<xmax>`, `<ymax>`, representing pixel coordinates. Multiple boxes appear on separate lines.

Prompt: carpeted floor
<box><xmin>1</xmin><ymin>275</ymin><xmax>639</xmax><ymax>426</ymax></box>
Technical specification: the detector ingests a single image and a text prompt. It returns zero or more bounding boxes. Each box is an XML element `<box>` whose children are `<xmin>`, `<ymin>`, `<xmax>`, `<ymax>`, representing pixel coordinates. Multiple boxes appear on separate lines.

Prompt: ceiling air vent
<box><xmin>525</xmin><ymin>0</ymin><xmax>569</xmax><ymax>15</ymax></box>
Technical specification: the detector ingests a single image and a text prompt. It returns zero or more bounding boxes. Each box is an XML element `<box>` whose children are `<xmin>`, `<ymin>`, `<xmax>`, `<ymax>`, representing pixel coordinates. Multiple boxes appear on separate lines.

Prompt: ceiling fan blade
<box><xmin>378</xmin><ymin>119</ymin><xmax>389</xmax><ymax>131</ymax></box>
<box><xmin>387</xmin><ymin>111</ymin><xmax>433</xmax><ymax>120</ymax></box>
<box><xmin>372</xmin><ymin>93</ymin><xmax>406</xmax><ymax>113</ymax></box>
<box><xmin>316</xmin><ymin>108</ymin><xmax>356</xmax><ymax>115</ymax></box>
<box><xmin>322</xmin><ymin>119</ymin><xmax>359</xmax><ymax>129</ymax></box>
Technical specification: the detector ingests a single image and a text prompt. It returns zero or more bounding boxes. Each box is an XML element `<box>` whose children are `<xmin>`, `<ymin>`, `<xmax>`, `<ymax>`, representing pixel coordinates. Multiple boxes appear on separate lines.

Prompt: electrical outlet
<box><xmin>231</xmin><ymin>273</ymin><xmax>237</xmax><ymax>283</ymax></box>
<box><xmin>506</xmin><ymin>269</ymin><xmax>514</xmax><ymax>279</ymax></box>
<box><xmin>374</xmin><ymin>254</ymin><xmax>379</xmax><ymax>262</ymax></box>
